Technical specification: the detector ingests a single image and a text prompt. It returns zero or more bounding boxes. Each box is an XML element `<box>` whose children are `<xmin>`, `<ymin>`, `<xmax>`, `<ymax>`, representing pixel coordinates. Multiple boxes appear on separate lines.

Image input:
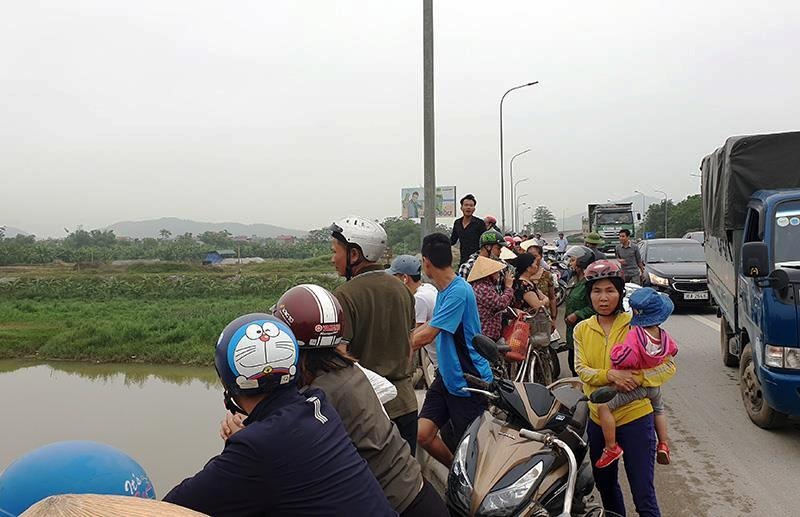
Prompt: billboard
<box><xmin>401</xmin><ymin>186</ymin><xmax>457</xmax><ymax>219</ymax></box>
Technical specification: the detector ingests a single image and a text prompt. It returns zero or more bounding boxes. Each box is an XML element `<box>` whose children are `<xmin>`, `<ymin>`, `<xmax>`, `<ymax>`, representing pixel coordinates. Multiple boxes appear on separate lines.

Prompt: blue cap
<box><xmin>629</xmin><ymin>287</ymin><xmax>674</xmax><ymax>327</ymax></box>
<box><xmin>387</xmin><ymin>255</ymin><xmax>421</xmax><ymax>276</ymax></box>
<box><xmin>0</xmin><ymin>441</ymin><xmax>155</xmax><ymax>516</ymax></box>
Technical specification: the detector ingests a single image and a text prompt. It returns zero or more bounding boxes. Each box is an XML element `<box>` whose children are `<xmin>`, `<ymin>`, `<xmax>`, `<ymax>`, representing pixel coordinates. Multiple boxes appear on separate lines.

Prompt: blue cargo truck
<box><xmin>702</xmin><ymin>131</ymin><xmax>800</xmax><ymax>428</ymax></box>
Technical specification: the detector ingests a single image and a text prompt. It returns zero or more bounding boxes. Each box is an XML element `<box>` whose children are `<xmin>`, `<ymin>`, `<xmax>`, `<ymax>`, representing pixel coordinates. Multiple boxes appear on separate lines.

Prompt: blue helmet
<box><xmin>0</xmin><ymin>441</ymin><xmax>155</xmax><ymax>516</ymax></box>
<box><xmin>215</xmin><ymin>313</ymin><xmax>299</xmax><ymax>397</ymax></box>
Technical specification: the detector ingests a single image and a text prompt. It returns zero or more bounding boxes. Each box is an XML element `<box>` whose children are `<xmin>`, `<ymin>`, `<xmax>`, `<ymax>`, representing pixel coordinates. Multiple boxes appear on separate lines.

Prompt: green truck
<box><xmin>587</xmin><ymin>203</ymin><xmax>636</xmax><ymax>252</ymax></box>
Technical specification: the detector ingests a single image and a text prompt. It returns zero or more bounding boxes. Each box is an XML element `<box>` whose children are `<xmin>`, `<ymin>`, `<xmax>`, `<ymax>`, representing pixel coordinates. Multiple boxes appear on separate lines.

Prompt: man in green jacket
<box><xmin>563</xmin><ymin>246</ymin><xmax>597</xmax><ymax>376</ymax></box>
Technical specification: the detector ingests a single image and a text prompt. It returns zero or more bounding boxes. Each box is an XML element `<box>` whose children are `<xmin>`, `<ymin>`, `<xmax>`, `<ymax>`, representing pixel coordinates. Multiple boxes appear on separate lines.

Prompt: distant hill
<box><xmin>0</xmin><ymin>226</ymin><xmax>30</xmax><ymax>238</ymax></box>
<box><xmin>105</xmin><ymin>217</ymin><xmax>307</xmax><ymax>239</ymax></box>
<box><xmin>560</xmin><ymin>194</ymin><xmax>662</xmax><ymax>231</ymax></box>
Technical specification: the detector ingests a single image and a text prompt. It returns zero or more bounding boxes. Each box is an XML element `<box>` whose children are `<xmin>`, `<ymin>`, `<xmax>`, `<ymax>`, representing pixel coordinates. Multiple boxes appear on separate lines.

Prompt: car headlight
<box><xmin>449</xmin><ymin>435</ymin><xmax>473</xmax><ymax>510</ymax></box>
<box><xmin>765</xmin><ymin>345</ymin><xmax>800</xmax><ymax>369</ymax></box>
<box><xmin>648</xmin><ymin>272</ymin><xmax>670</xmax><ymax>287</ymax></box>
<box><xmin>478</xmin><ymin>460</ymin><xmax>544</xmax><ymax>517</ymax></box>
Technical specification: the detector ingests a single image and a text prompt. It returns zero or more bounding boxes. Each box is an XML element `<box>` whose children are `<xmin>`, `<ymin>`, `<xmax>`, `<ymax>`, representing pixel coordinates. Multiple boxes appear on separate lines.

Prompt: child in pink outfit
<box><xmin>595</xmin><ymin>287</ymin><xmax>678</xmax><ymax>469</ymax></box>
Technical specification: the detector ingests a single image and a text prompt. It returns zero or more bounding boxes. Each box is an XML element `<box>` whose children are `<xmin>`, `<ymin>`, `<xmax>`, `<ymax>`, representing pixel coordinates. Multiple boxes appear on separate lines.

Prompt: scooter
<box><xmin>446</xmin><ymin>335</ymin><xmax>618</xmax><ymax>516</ymax></box>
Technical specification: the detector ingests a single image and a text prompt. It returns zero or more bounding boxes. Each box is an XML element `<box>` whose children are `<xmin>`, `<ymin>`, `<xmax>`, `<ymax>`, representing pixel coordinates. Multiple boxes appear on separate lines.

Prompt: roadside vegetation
<box><xmin>0</xmin><ymin>258</ymin><xmax>341</xmax><ymax>365</ymax></box>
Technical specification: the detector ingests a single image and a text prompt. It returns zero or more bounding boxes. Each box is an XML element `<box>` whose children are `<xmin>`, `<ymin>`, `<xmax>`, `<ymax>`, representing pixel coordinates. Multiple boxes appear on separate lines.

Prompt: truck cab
<box><xmin>588</xmin><ymin>203</ymin><xmax>635</xmax><ymax>253</ymax></box>
<box><xmin>734</xmin><ymin>190</ymin><xmax>800</xmax><ymax>427</ymax></box>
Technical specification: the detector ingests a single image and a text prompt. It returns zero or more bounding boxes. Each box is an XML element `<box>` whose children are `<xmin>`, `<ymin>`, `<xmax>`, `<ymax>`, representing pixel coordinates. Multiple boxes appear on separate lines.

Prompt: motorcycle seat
<box><xmin>571</xmin><ymin>401</ymin><xmax>589</xmax><ymax>433</ymax></box>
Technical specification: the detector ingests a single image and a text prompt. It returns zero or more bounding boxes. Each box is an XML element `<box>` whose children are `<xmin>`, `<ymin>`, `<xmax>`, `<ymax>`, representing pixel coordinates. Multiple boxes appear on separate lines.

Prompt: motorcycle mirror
<box><xmin>472</xmin><ymin>334</ymin><xmax>500</xmax><ymax>363</ymax></box>
<box><xmin>588</xmin><ymin>386</ymin><xmax>618</xmax><ymax>404</ymax></box>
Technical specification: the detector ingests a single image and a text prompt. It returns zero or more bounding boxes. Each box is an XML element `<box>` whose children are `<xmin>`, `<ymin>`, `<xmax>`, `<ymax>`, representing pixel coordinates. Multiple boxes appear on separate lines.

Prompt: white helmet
<box><xmin>330</xmin><ymin>216</ymin><xmax>387</xmax><ymax>262</ymax></box>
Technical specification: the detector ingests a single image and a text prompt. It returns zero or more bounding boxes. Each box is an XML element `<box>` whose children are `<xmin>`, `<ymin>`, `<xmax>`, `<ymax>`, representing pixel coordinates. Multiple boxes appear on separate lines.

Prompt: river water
<box><xmin>0</xmin><ymin>360</ymin><xmax>226</xmax><ymax>497</ymax></box>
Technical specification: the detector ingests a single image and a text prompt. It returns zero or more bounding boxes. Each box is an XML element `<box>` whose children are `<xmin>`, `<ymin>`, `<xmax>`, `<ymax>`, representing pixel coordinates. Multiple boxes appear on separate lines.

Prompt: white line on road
<box><xmin>688</xmin><ymin>313</ymin><xmax>720</xmax><ymax>332</ymax></box>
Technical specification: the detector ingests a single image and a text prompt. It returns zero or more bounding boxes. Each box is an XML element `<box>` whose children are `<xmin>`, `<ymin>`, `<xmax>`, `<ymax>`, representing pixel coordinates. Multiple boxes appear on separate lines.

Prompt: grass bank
<box><xmin>0</xmin><ymin>258</ymin><xmax>341</xmax><ymax>365</ymax></box>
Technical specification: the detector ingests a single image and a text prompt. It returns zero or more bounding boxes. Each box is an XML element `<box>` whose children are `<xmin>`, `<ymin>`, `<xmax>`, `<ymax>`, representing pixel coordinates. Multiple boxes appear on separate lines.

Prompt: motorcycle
<box><xmin>446</xmin><ymin>334</ymin><xmax>619</xmax><ymax>516</ymax></box>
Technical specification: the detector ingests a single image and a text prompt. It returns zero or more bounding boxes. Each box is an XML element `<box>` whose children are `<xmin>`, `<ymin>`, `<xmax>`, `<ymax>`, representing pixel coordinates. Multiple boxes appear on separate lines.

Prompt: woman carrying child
<box><xmin>595</xmin><ymin>287</ymin><xmax>678</xmax><ymax>468</ymax></box>
<box><xmin>574</xmin><ymin>260</ymin><xmax>676</xmax><ymax>517</ymax></box>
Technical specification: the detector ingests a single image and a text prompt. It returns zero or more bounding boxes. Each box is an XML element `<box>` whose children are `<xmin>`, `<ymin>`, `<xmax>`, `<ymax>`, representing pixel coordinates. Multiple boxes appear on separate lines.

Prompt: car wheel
<box><xmin>720</xmin><ymin>318</ymin><xmax>739</xmax><ymax>367</ymax></box>
<box><xmin>739</xmin><ymin>345</ymin><xmax>787</xmax><ymax>429</ymax></box>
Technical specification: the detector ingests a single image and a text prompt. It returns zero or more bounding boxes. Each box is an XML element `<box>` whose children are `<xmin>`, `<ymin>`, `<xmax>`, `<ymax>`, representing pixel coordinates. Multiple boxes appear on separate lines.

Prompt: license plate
<box><xmin>684</xmin><ymin>291</ymin><xmax>709</xmax><ymax>300</ymax></box>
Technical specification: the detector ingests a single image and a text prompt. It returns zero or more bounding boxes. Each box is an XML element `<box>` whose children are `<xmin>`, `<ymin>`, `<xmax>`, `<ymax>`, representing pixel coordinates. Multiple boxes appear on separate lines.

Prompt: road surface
<box><xmin>417</xmin><ymin>310</ymin><xmax>800</xmax><ymax>516</ymax></box>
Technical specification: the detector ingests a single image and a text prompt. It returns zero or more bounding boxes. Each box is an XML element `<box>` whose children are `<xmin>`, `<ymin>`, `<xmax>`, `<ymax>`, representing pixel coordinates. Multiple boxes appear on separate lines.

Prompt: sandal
<box><xmin>595</xmin><ymin>444</ymin><xmax>624</xmax><ymax>468</ymax></box>
<box><xmin>657</xmin><ymin>441</ymin><xmax>671</xmax><ymax>465</ymax></box>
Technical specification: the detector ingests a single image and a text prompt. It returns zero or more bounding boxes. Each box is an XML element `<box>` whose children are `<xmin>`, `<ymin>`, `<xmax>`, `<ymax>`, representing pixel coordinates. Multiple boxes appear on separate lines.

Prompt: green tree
<box><xmin>669</xmin><ymin>194</ymin><xmax>702</xmax><ymax>237</ymax></box>
<box><xmin>159</xmin><ymin>228</ymin><xmax>172</xmax><ymax>240</ymax></box>
<box><xmin>643</xmin><ymin>200</ymin><xmax>676</xmax><ymax>238</ymax></box>
<box><xmin>382</xmin><ymin>217</ymin><xmax>421</xmax><ymax>255</ymax></box>
<box><xmin>529</xmin><ymin>206</ymin><xmax>558</xmax><ymax>234</ymax></box>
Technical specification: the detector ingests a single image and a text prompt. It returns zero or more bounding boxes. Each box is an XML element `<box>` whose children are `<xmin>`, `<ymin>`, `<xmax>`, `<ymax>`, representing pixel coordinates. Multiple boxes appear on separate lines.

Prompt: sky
<box><xmin>2</xmin><ymin>0</ymin><xmax>799</xmax><ymax>237</ymax></box>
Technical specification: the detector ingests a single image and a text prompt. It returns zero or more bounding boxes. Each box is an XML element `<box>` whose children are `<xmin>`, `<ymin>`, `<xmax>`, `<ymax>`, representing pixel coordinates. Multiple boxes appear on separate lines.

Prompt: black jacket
<box><xmin>450</xmin><ymin>217</ymin><xmax>486</xmax><ymax>265</ymax></box>
<box><xmin>164</xmin><ymin>388</ymin><xmax>396</xmax><ymax>517</ymax></box>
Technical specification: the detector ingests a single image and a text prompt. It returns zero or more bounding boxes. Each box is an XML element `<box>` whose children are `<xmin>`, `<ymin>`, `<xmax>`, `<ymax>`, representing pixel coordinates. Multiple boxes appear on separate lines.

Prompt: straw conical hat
<box><xmin>519</xmin><ymin>239</ymin><xmax>538</xmax><ymax>251</ymax></box>
<box><xmin>467</xmin><ymin>256</ymin><xmax>506</xmax><ymax>283</ymax></box>
<box><xmin>21</xmin><ymin>494</ymin><xmax>208</xmax><ymax>516</ymax></box>
<box><xmin>499</xmin><ymin>246</ymin><xmax>517</xmax><ymax>261</ymax></box>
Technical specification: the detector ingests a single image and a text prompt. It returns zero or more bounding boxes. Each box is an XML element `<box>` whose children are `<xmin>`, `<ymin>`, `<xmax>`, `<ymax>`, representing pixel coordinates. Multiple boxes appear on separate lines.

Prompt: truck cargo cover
<box><xmin>701</xmin><ymin>131</ymin><xmax>800</xmax><ymax>237</ymax></box>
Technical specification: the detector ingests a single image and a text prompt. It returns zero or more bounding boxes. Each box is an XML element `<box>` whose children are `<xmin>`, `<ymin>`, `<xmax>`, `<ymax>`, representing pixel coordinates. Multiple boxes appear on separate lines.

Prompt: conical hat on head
<box><xmin>21</xmin><ymin>494</ymin><xmax>208</xmax><ymax>517</ymax></box>
<box><xmin>499</xmin><ymin>246</ymin><xmax>518</xmax><ymax>261</ymax></box>
<box><xmin>519</xmin><ymin>239</ymin><xmax>538</xmax><ymax>251</ymax></box>
<box><xmin>467</xmin><ymin>256</ymin><xmax>506</xmax><ymax>283</ymax></box>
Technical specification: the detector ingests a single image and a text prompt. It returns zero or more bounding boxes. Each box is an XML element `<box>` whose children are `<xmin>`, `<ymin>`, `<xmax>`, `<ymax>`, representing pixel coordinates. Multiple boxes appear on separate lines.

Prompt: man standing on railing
<box><xmin>450</xmin><ymin>194</ymin><xmax>486</xmax><ymax>266</ymax></box>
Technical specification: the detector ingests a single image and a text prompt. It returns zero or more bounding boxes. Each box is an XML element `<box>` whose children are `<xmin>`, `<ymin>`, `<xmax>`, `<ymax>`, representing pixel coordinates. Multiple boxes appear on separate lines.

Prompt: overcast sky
<box><xmin>2</xmin><ymin>0</ymin><xmax>799</xmax><ymax>237</ymax></box>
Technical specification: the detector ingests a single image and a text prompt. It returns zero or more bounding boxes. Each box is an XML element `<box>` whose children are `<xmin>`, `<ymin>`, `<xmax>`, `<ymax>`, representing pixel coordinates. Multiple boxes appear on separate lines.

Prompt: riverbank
<box><xmin>0</xmin><ymin>258</ymin><xmax>340</xmax><ymax>365</ymax></box>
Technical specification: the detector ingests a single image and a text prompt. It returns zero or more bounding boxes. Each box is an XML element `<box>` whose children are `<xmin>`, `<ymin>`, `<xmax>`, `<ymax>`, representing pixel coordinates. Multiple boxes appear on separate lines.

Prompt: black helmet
<box><xmin>563</xmin><ymin>245</ymin><xmax>596</xmax><ymax>270</ymax></box>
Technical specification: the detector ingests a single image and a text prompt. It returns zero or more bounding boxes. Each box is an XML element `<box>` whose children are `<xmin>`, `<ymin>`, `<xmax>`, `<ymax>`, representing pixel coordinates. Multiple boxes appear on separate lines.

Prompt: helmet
<box><xmin>584</xmin><ymin>232</ymin><xmax>604</xmax><ymax>245</ymax></box>
<box><xmin>273</xmin><ymin>284</ymin><xmax>344</xmax><ymax>349</ymax></box>
<box><xmin>0</xmin><ymin>441</ymin><xmax>155</xmax><ymax>516</ymax></box>
<box><xmin>484</xmin><ymin>215</ymin><xmax>497</xmax><ymax>225</ymax></box>
<box><xmin>584</xmin><ymin>260</ymin><xmax>625</xmax><ymax>284</ymax></box>
<box><xmin>215</xmin><ymin>313</ymin><xmax>299</xmax><ymax>397</ymax></box>
<box><xmin>584</xmin><ymin>260</ymin><xmax>626</xmax><ymax>312</ymax></box>
<box><xmin>330</xmin><ymin>216</ymin><xmax>387</xmax><ymax>262</ymax></box>
<box><xmin>479</xmin><ymin>230</ymin><xmax>504</xmax><ymax>247</ymax></box>
<box><xmin>563</xmin><ymin>245</ymin><xmax>596</xmax><ymax>270</ymax></box>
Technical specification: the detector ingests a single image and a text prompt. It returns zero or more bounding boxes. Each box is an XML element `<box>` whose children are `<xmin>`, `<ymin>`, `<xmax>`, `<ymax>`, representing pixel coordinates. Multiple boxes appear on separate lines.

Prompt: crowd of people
<box><xmin>157</xmin><ymin>194</ymin><xmax>675</xmax><ymax>516</ymax></box>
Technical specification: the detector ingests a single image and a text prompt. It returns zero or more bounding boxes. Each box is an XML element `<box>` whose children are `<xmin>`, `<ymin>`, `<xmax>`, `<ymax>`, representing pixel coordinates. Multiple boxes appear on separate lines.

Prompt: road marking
<box><xmin>688</xmin><ymin>314</ymin><xmax>720</xmax><ymax>332</ymax></box>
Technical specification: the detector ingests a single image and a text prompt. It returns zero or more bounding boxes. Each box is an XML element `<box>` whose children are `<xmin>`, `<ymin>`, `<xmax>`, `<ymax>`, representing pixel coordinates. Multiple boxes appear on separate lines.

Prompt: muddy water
<box><xmin>0</xmin><ymin>360</ymin><xmax>227</xmax><ymax>497</ymax></box>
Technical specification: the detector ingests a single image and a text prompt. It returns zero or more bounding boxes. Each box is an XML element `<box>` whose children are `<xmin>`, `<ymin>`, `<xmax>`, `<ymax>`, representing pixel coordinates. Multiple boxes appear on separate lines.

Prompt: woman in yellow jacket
<box><xmin>574</xmin><ymin>261</ymin><xmax>675</xmax><ymax>517</ymax></box>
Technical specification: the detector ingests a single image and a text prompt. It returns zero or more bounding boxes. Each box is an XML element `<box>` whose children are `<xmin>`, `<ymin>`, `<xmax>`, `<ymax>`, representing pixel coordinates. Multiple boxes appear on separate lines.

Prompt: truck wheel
<box><xmin>739</xmin><ymin>345</ymin><xmax>787</xmax><ymax>429</ymax></box>
<box><xmin>720</xmin><ymin>318</ymin><xmax>739</xmax><ymax>367</ymax></box>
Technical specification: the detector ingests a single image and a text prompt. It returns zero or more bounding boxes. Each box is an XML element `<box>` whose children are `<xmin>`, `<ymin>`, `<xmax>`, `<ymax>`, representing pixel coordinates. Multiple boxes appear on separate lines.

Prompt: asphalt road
<box><xmin>417</xmin><ymin>310</ymin><xmax>800</xmax><ymax>516</ymax></box>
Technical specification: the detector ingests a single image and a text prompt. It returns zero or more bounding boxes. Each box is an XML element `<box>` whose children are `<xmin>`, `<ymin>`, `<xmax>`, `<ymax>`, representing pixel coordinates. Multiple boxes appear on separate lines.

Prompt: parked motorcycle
<box><xmin>446</xmin><ymin>334</ymin><xmax>618</xmax><ymax>516</ymax></box>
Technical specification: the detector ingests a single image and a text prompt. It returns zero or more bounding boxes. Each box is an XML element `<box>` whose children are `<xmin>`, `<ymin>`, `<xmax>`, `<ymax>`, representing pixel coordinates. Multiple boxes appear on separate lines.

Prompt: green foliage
<box><xmin>0</xmin><ymin>258</ymin><xmax>343</xmax><ymax>365</ymax></box>
<box><xmin>527</xmin><ymin>206</ymin><xmax>558</xmax><ymax>234</ymax></box>
<box><xmin>642</xmin><ymin>194</ymin><xmax>700</xmax><ymax>238</ymax></box>
<box><xmin>382</xmin><ymin>217</ymin><xmax>422</xmax><ymax>255</ymax></box>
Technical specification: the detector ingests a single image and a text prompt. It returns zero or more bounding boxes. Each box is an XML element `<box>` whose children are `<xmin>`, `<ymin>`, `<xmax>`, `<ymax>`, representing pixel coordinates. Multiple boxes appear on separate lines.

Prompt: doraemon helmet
<box><xmin>215</xmin><ymin>313</ymin><xmax>299</xmax><ymax>402</ymax></box>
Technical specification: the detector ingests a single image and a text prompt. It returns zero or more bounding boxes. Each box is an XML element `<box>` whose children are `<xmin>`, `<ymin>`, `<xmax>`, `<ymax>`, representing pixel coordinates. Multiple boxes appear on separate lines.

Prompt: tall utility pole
<box><xmin>422</xmin><ymin>0</ymin><xmax>436</xmax><ymax>240</ymax></box>
<box><xmin>499</xmin><ymin>81</ymin><xmax>538</xmax><ymax>232</ymax></box>
<box><xmin>509</xmin><ymin>148</ymin><xmax>531</xmax><ymax>230</ymax></box>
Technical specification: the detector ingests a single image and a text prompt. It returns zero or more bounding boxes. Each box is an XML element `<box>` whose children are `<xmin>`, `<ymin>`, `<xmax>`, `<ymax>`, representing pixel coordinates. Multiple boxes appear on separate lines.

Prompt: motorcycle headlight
<box><xmin>648</xmin><ymin>272</ymin><xmax>670</xmax><ymax>287</ymax></box>
<box><xmin>449</xmin><ymin>435</ymin><xmax>473</xmax><ymax>510</ymax></box>
<box><xmin>478</xmin><ymin>460</ymin><xmax>544</xmax><ymax>517</ymax></box>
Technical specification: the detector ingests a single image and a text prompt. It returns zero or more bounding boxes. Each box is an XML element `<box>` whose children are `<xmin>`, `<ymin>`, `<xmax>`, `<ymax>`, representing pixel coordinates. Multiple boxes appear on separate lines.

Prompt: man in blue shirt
<box><xmin>412</xmin><ymin>233</ymin><xmax>493</xmax><ymax>468</ymax></box>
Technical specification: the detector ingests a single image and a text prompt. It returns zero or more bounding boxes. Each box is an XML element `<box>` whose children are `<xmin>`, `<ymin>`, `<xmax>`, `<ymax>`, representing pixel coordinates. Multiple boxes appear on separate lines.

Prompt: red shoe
<box><xmin>595</xmin><ymin>444</ymin><xmax>624</xmax><ymax>468</ymax></box>
<box><xmin>657</xmin><ymin>442</ymin><xmax>671</xmax><ymax>465</ymax></box>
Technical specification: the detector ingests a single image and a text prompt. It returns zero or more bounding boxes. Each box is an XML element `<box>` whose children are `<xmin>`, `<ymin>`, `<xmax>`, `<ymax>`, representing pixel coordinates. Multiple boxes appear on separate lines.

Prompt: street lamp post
<box><xmin>654</xmin><ymin>190</ymin><xmax>668</xmax><ymax>237</ymax></box>
<box><xmin>515</xmin><ymin>194</ymin><xmax>528</xmax><ymax>232</ymax></box>
<box><xmin>524</xmin><ymin>206</ymin><xmax>533</xmax><ymax>233</ymax></box>
<box><xmin>517</xmin><ymin>202</ymin><xmax>529</xmax><ymax>233</ymax></box>
<box><xmin>500</xmin><ymin>81</ymin><xmax>539</xmax><ymax>231</ymax></box>
<box><xmin>512</xmin><ymin>177</ymin><xmax>529</xmax><ymax>230</ymax></box>
<box><xmin>509</xmin><ymin>148</ymin><xmax>531</xmax><ymax>230</ymax></box>
<box><xmin>633</xmin><ymin>189</ymin><xmax>646</xmax><ymax>236</ymax></box>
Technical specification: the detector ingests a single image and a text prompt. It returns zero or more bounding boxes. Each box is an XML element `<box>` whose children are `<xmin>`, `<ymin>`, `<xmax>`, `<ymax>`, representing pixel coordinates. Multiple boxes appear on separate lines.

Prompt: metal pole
<box><xmin>509</xmin><ymin>149</ymin><xmax>531</xmax><ymax>231</ymax></box>
<box><xmin>422</xmin><ymin>0</ymin><xmax>436</xmax><ymax>241</ymax></box>
<box><xmin>517</xmin><ymin>203</ymin><xmax>528</xmax><ymax>233</ymax></box>
<box><xmin>513</xmin><ymin>178</ymin><xmax>529</xmax><ymax>230</ymax></box>
<box><xmin>500</xmin><ymin>81</ymin><xmax>538</xmax><ymax>231</ymax></box>
<box><xmin>515</xmin><ymin>194</ymin><xmax>528</xmax><ymax>232</ymax></box>
<box><xmin>655</xmin><ymin>190</ymin><xmax>667</xmax><ymax>237</ymax></box>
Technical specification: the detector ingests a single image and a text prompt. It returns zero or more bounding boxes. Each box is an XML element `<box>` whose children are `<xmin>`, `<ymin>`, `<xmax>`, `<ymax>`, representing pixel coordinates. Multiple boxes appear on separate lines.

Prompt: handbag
<box><xmin>502</xmin><ymin>312</ymin><xmax>530</xmax><ymax>362</ymax></box>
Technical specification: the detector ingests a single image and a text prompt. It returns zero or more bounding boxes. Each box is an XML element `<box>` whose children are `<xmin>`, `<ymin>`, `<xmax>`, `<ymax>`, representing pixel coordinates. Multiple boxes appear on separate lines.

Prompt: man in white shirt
<box><xmin>388</xmin><ymin>255</ymin><xmax>438</xmax><ymax>368</ymax></box>
<box><xmin>555</xmin><ymin>232</ymin><xmax>569</xmax><ymax>254</ymax></box>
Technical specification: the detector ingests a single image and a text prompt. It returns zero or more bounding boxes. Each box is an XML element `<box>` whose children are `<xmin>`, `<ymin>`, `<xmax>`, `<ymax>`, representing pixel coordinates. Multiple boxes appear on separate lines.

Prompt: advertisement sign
<box><xmin>401</xmin><ymin>186</ymin><xmax>457</xmax><ymax>219</ymax></box>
